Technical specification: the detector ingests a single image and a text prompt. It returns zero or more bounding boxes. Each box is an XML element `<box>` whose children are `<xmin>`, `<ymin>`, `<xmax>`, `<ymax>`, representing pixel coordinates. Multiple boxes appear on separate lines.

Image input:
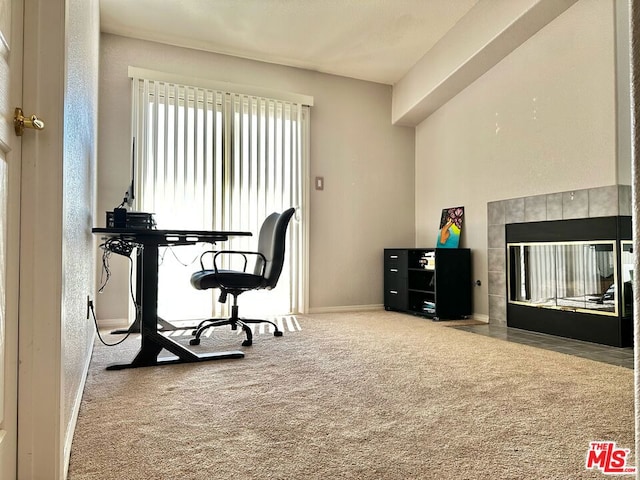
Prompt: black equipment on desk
<box><xmin>106</xmin><ymin>209</ymin><xmax>156</xmax><ymax>229</ymax></box>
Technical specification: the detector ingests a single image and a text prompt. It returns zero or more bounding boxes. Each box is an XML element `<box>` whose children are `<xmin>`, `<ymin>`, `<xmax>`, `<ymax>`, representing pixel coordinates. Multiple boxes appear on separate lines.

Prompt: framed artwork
<box><xmin>436</xmin><ymin>206</ymin><xmax>464</xmax><ymax>248</ymax></box>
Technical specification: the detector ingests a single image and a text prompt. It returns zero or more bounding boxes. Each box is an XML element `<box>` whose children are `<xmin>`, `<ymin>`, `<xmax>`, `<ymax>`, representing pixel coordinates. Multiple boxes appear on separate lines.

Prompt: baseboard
<box><xmin>307</xmin><ymin>304</ymin><xmax>384</xmax><ymax>314</ymax></box>
<box><xmin>63</xmin><ymin>335</ymin><xmax>95</xmax><ymax>479</ymax></box>
<box><xmin>306</xmin><ymin>306</ymin><xmax>490</xmax><ymax>323</ymax></box>
<box><xmin>97</xmin><ymin>317</ymin><xmax>129</xmax><ymax>330</ymax></box>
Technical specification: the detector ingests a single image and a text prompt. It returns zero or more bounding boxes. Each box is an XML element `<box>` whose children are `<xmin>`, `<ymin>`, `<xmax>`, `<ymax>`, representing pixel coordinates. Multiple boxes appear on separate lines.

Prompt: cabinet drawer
<box><xmin>384</xmin><ymin>249</ymin><xmax>407</xmax><ymax>273</ymax></box>
<box><xmin>384</xmin><ymin>287</ymin><xmax>406</xmax><ymax>310</ymax></box>
<box><xmin>384</xmin><ymin>266</ymin><xmax>403</xmax><ymax>284</ymax></box>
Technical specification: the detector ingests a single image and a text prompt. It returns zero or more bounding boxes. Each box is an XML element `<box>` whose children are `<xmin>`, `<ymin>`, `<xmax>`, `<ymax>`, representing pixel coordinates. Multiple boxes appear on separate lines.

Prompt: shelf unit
<box><xmin>384</xmin><ymin>248</ymin><xmax>471</xmax><ymax>320</ymax></box>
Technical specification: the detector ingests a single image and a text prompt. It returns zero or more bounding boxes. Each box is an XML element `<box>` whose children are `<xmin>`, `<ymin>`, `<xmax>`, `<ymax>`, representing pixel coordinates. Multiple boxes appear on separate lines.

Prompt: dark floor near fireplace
<box><xmin>453</xmin><ymin>323</ymin><xmax>634</xmax><ymax>369</ymax></box>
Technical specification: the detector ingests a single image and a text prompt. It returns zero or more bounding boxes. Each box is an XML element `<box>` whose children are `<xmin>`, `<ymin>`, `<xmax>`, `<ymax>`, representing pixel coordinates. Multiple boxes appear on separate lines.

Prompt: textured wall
<box><xmin>61</xmin><ymin>0</ymin><xmax>99</xmax><ymax>471</ymax></box>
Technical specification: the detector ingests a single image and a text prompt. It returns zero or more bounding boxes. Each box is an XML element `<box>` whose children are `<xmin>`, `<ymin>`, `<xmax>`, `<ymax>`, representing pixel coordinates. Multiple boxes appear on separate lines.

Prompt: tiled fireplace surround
<box><xmin>487</xmin><ymin>184</ymin><xmax>632</xmax><ymax>325</ymax></box>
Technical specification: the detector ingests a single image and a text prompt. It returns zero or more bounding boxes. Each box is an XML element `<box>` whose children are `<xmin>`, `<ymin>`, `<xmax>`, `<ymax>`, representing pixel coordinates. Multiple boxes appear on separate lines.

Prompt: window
<box><xmin>130</xmin><ymin>70</ymin><xmax>310</xmax><ymax>320</ymax></box>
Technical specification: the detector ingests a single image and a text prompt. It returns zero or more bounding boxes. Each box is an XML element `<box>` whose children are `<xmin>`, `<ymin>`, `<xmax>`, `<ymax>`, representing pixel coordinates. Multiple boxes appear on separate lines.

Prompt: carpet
<box><xmin>67</xmin><ymin>310</ymin><xmax>635</xmax><ymax>480</ymax></box>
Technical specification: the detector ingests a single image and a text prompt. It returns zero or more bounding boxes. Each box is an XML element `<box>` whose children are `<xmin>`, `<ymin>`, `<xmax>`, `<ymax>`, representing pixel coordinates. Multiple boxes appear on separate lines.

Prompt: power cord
<box><xmin>159</xmin><ymin>243</ymin><xmax>211</xmax><ymax>267</ymax></box>
<box><xmin>98</xmin><ymin>239</ymin><xmax>140</xmax><ymax>293</ymax></box>
<box><xmin>93</xmin><ymin>239</ymin><xmax>141</xmax><ymax>346</ymax></box>
<box><xmin>88</xmin><ymin>299</ymin><xmax>133</xmax><ymax>346</ymax></box>
<box><xmin>101</xmin><ymin>237</ymin><xmax>135</xmax><ymax>257</ymax></box>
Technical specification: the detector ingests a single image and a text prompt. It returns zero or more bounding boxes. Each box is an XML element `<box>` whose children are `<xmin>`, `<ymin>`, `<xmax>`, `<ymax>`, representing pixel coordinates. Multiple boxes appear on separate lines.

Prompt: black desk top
<box><xmin>92</xmin><ymin>227</ymin><xmax>252</xmax><ymax>244</ymax></box>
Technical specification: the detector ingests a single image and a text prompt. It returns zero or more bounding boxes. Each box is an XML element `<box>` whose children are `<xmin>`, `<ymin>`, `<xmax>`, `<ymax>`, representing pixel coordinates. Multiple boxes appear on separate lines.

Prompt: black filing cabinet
<box><xmin>384</xmin><ymin>249</ymin><xmax>408</xmax><ymax>311</ymax></box>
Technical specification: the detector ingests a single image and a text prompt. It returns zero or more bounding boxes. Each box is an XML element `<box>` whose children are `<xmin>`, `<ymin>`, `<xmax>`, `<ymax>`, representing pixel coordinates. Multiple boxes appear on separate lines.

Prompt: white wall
<box><xmin>62</xmin><ymin>0</ymin><xmax>100</xmax><ymax>472</ymax></box>
<box><xmin>97</xmin><ymin>34</ymin><xmax>415</xmax><ymax>320</ymax></box>
<box><xmin>392</xmin><ymin>0</ymin><xmax>579</xmax><ymax>126</ymax></box>
<box><xmin>414</xmin><ymin>0</ymin><xmax>618</xmax><ymax>317</ymax></box>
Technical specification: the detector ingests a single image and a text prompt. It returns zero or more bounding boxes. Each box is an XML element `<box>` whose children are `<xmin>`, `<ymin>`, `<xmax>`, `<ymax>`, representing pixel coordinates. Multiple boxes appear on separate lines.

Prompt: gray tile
<box><xmin>505</xmin><ymin>198</ymin><xmax>525</xmax><ymax>224</ymax></box>
<box><xmin>488</xmin><ymin>270</ymin><xmax>506</xmax><ymax>296</ymax></box>
<box><xmin>488</xmin><ymin>225</ymin><xmax>505</xmax><ymax>249</ymax></box>
<box><xmin>588</xmin><ymin>185</ymin><xmax>618</xmax><ymax>217</ymax></box>
<box><xmin>488</xmin><ymin>294</ymin><xmax>506</xmax><ymax>325</ymax></box>
<box><xmin>544</xmin><ymin>344</ymin><xmax>583</xmax><ymax>355</ymax></box>
<box><xmin>562</xmin><ymin>190</ymin><xmax>589</xmax><ymax>219</ymax></box>
<box><xmin>487</xmin><ymin>248</ymin><xmax>505</xmax><ymax>273</ymax></box>
<box><xmin>566</xmin><ymin>343</ymin><xmax>615</xmax><ymax>353</ymax></box>
<box><xmin>619</xmin><ymin>185</ymin><xmax>632</xmax><ymax>216</ymax></box>
<box><xmin>487</xmin><ymin>201</ymin><xmax>506</xmax><ymax>226</ymax></box>
<box><xmin>596</xmin><ymin>349</ymin><xmax>635</xmax><ymax>360</ymax></box>
<box><xmin>453</xmin><ymin>324</ymin><xmax>633</xmax><ymax>369</ymax></box>
<box><xmin>573</xmin><ymin>351</ymin><xmax>631</xmax><ymax>368</ymax></box>
<box><xmin>546</xmin><ymin>193</ymin><xmax>563</xmax><ymax>220</ymax></box>
<box><xmin>524</xmin><ymin>195</ymin><xmax>547</xmax><ymax>222</ymax></box>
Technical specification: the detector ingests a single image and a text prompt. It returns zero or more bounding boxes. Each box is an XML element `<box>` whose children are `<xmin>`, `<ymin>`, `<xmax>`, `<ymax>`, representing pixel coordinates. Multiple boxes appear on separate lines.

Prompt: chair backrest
<box><xmin>254</xmin><ymin>208</ymin><xmax>296</xmax><ymax>288</ymax></box>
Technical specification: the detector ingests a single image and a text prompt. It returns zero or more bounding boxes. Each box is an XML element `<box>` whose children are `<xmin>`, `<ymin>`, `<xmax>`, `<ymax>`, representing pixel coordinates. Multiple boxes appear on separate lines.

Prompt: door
<box><xmin>0</xmin><ymin>0</ymin><xmax>22</xmax><ymax>477</ymax></box>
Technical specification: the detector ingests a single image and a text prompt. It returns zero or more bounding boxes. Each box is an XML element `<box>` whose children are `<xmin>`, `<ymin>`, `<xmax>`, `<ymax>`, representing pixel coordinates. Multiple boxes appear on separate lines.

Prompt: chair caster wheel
<box><xmin>242</xmin><ymin>339</ymin><xmax>253</xmax><ymax>347</ymax></box>
<box><xmin>274</xmin><ymin>331</ymin><xmax>283</xmax><ymax>337</ymax></box>
<box><xmin>189</xmin><ymin>338</ymin><xmax>201</xmax><ymax>346</ymax></box>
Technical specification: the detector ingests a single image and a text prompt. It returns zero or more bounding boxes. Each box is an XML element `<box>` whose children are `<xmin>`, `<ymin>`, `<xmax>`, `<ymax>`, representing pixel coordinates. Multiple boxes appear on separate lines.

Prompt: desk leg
<box><xmin>106</xmin><ymin>336</ymin><xmax>244</xmax><ymax>369</ymax></box>
<box><xmin>157</xmin><ymin>316</ymin><xmax>199</xmax><ymax>331</ymax></box>
<box><xmin>110</xmin><ymin>320</ymin><xmax>141</xmax><ymax>335</ymax></box>
<box><xmin>110</xmin><ymin>248</ymin><xmax>143</xmax><ymax>334</ymax></box>
<box><xmin>106</xmin><ymin>241</ymin><xmax>243</xmax><ymax>370</ymax></box>
<box><xmin>110</xmin><ymin>250</ymin><xmax>197</xmax><ymax>334</ymax></box>
<box><xmin>106</xmin><ymin>330</ymin><xmax>244</xmax><ymax>370</ymax></box>
<box><xmin>109</xmin><ymin>316</ymin><xmax>191</xmax><ymax>335</ymax></box>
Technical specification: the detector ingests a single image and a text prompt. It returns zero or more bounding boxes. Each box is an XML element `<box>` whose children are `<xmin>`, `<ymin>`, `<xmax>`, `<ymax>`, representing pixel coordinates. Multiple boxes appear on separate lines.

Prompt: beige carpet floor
<box><xmin>67</xmin><ymin>311</ymin><xmax>635</xmax><ymax>480</ymax></box>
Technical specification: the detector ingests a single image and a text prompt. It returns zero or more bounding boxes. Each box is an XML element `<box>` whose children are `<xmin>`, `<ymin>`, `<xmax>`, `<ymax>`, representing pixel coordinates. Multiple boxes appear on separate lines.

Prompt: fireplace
<box><xmin>505</xmin><ymin>216</ymin><xmax>633</xmax><ymax>347</ymax></box>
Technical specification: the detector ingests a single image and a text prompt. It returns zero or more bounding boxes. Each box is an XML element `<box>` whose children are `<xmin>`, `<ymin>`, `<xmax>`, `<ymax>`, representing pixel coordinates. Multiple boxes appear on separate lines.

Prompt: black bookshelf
<box><xmin>384</xmin><ymin>248</ymin><xmax>472</xmax><ymax>320</ymax></box>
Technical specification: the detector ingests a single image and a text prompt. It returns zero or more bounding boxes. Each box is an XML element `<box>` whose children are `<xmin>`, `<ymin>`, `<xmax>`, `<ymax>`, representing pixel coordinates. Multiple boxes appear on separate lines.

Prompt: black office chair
<box><xmin>189</xmin><ymin>208</ymin><xmax>296</xmax><ymax>347</ymax></box>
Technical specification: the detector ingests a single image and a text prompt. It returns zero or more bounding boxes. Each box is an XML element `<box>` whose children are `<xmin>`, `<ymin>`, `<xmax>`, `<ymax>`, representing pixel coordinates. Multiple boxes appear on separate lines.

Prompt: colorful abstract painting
<box><xmin>436</xmin><ymin>206</ymin><xmax>464</xmax><ymax>248</ymax></box>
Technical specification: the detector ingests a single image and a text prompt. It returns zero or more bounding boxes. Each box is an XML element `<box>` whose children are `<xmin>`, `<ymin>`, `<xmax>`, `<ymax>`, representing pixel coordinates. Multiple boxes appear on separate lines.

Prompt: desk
<box><xmin>92</xmin><ymin>227</ymin><xmax>252</xmax><ymax>370</ymax></box>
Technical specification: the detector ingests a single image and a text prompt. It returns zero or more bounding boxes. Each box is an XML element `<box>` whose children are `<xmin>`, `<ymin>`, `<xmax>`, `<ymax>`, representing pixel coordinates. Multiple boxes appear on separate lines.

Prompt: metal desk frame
<box><xmin>92</xmin><ymin>228</ymin><xmax>252</xmax><ymax>370</ymax></box>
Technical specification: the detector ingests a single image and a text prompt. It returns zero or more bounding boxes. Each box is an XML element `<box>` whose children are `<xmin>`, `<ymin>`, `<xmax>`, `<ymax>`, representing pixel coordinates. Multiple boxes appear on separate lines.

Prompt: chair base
<box><xmin>189</xmin><ymin>309</ymin><xmax>283</xmax><ymax>347</ymax></box>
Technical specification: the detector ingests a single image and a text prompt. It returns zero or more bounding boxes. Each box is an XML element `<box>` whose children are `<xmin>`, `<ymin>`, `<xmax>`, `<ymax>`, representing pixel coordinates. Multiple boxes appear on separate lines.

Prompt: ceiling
<box><xmin>99</xmin><ymin>0</ymin><xmax>479</xmax><ymax>85</ymax></box>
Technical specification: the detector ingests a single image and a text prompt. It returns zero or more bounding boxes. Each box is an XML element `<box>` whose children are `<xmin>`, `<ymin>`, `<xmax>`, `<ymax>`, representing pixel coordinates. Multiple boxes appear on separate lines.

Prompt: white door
<box><xmin>0</xmin><ymin>0</ymin><xmax>23</xmax><ymax>478</ymax></box>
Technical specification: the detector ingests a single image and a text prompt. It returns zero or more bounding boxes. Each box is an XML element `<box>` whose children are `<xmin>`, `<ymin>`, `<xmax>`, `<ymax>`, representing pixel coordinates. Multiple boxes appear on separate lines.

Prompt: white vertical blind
<box><xmin>522</xmin><ymin>243</ymin><xmax>613</xmax><ymax>308</ymax></box>
<box><xmin>131</xmin><ymin>75</ymin><xmax>308</xmax><ymax>320</ymax></box>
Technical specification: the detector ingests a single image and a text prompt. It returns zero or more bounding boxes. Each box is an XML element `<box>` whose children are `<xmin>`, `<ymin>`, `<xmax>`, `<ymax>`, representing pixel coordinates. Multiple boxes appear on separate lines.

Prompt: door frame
<box><xmin>0</xmin><ymin>0</ymin><xmax>23</xmax><ymax>478</ymax></box>
<box><xmin>18</xmin><ymin>1</ymin><xmax>66</xmax><ymax>478</ymax></box>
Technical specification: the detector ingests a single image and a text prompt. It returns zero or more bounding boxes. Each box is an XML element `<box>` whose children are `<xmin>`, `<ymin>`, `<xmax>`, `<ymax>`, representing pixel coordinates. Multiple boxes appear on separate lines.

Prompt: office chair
<box><xmin>189</xmin><ymin>208</ymin><xmax>296</xmax><ymax>347</ymax></box>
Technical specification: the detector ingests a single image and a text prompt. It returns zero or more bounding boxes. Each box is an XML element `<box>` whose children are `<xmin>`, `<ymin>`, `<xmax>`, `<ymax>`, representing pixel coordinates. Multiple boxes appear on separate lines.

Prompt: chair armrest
<box><xmin>214</xmin><ymin>250</ymin><xmax>267</xmax><ymax>276</ymax></box>
<box><xmin>198</xmin><ymin>250</ymin><xmax>219</xmax><ymax>270</ymax></box>
<box><xmin>199</xmin><ymin>250</ymin><xmax>267</xmax><ymax>275</ymax></box>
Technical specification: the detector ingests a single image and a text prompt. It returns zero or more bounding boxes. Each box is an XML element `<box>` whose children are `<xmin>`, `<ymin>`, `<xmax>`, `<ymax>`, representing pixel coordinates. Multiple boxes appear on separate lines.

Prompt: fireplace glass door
<box><xmin>508</xmin><ymin>241</ymin><xmax>617</xmax><ymax>316</ymax></box>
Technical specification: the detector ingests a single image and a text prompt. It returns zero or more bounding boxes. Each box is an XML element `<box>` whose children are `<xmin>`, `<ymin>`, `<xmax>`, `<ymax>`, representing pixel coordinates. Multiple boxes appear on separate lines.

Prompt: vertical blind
<box><xmin>525</xmin><ymin>244</ymin><xmax>609</xmax><ymax>303</ymax></box>
<box><xmin>131</xmin><ymin>76</ymin><xmax>308</xmax><ymax>320</ymax></box>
